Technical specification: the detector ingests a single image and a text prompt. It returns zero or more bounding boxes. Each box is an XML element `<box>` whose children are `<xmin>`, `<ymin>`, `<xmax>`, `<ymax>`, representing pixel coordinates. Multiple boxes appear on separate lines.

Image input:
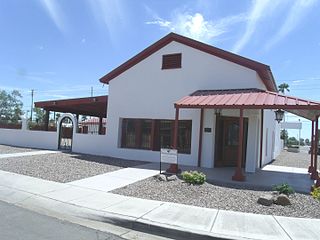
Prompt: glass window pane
<box><xmin>159</xmin><ymin>120</ymin><xmax>172</xmax><ymax>149</ymax></box>
<box><xmin>141</xmin><ymin>120</ymin><xmax>152</xmax><ymax>149</ymax></box>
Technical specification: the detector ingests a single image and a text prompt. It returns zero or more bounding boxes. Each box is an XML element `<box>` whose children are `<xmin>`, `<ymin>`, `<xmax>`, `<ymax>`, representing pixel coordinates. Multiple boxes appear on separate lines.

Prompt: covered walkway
<box><xmin>35</xmin><ymin>95</ymin><xmax>107</xmax><ymax>134</ymax></box>
<box><xmin>173</xmin><ymin>88</ymin><xmax>320</xmax><ymax>186</ymax></box>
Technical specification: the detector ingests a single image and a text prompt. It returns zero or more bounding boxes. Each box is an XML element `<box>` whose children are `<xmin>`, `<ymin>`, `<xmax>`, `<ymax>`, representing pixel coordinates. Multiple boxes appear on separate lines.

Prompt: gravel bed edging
<box><xmin>112</xmin><ymin>175</ymin><xmax>320</xmax><ymax>219</ymax></box>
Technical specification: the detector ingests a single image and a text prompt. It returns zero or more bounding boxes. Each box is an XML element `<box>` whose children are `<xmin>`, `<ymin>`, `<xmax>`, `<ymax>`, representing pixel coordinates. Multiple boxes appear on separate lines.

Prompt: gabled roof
<box><xmin>175</xmin><ymin>88</ymin><xmax>320</xmax><ymax>120</ymax></box>
<box><xmin>99</xmin><ymin>32</ymin><xmax>277</xmax><ymax>91</ymax></box>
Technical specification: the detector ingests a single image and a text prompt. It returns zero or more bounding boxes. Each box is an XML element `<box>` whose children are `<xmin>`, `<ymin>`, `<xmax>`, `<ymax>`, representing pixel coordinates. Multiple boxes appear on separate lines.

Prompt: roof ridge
<box><xmin>99</xmin><ymin>32</ymin><xmax>277</xmax><ymax>91</ymax></box>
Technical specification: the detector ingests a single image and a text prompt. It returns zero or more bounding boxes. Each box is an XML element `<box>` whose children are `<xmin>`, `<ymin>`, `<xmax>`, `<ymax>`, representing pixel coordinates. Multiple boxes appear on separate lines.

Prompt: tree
<box><xmin>278</xmin><ymin>83</ymin><xmax>290</xmax><ymax>94</ymax></box>
<box><xmin>33</xmin><ymin>107</ymin><xmax>46</xmax><ymax>123</ymax></box>
<box><xmin>299</xmin><ymin>138</ymin><xmax>305</xmax><ymax>146</ymax></box>
<box><xmin>280</xmin><ymin>129</ymin><xmax>288</xmax><ymax>141</ymax></box>
<box><xmin>0</xmin><ymin>89</ymin><xmax>23</xmax><ymax>123</ymax></box>
<box><xmin>287</xmin><ymin>137</ymin><xmax>299</xmax><ymax>146</ymax></box>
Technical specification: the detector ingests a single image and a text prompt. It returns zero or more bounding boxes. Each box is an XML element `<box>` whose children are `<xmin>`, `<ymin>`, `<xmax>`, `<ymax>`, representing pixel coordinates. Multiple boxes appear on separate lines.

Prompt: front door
<box><xmin>214</xmin><ymin>116</ymin><xmax>248</xmax><ymax>167</ymax></box>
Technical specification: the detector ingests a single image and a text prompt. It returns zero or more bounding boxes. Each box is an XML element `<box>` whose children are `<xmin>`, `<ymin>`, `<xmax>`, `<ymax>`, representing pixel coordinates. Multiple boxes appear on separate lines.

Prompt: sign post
<box><xmin>160</xmin><ymin>148</ymin><xmax>178</xmax><ymax>174</ymax></box>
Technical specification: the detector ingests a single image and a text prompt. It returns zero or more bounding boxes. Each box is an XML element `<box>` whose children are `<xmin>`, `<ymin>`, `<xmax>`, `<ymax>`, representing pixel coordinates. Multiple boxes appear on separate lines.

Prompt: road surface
<box><xmin>0</xmin><ymin>200</ymin><xmax>124</xmax><ymax>240</ymax></box>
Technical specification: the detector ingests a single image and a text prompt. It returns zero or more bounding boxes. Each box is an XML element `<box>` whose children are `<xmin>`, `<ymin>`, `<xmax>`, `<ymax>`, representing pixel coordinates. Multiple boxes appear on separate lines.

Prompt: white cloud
<box><xmin>87</xmin><ymin>0</ymin><xmax>128</xmax><ymax>42</ymax></box>
<box><xmin>147</xmin><ymin>12</ymin><xmax>246</xmax><ymax>43</ymax></box>
<box><xmin>265</xmin><ymin>0</ymin><xmax>317</xmax><ymax>50</ymax></box>
<box><xmin>232</xmin><ymin>0</ymin><xmax>280</xmax><ymax>53</ymax></box>
<box><xmin>38</xmin><ymin>0</ymin><xmax>67</xmax><ymax>34</ymax></box>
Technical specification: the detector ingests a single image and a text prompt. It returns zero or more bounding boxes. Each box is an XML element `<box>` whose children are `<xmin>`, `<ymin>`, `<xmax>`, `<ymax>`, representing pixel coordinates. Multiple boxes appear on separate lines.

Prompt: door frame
<box><xmin>214</xmin><ymin>115</ymin><xmax>248</xmax><ymax>167</ymax></box>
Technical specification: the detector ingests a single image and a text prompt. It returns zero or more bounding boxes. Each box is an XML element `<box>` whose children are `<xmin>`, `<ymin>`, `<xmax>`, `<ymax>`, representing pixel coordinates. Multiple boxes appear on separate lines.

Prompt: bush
<box><xmin>272</xmin><ymin>183</ymin><xmax>295</xmax><ymax>195</ymax></box>
<box><xmin>311</xmin><ymin>186</ymin><xmax>320</xmax><ymax>201</ymax></box>
<box><xmin>181</xmin><ymin>171</ymin><xmax>206</xmax><ymax>185</ymax></box>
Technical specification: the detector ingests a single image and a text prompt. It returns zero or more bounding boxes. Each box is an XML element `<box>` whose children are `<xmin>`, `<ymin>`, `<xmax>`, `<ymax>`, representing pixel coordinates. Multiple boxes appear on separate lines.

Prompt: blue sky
<box><xmin>0</xmin><ymin>0</ymin><xmax>319</xmax><ymax>139</ymax></box>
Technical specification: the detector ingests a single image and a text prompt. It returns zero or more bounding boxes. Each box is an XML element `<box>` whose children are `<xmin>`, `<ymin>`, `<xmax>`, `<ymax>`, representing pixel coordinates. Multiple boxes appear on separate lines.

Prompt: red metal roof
<box><xmin>175</xmin><ymin>89</ymin><xmax>320</xmax><ymax>120</ymax></box>
<box><xmin>35</xmin><ymin>96</ymin><xmax>107</xmax><ymax>117</ymax></box>
<box><xmin>99</xmin><ymin>33</ymin><xmax>277</xmax><ymax>91</ymax></box>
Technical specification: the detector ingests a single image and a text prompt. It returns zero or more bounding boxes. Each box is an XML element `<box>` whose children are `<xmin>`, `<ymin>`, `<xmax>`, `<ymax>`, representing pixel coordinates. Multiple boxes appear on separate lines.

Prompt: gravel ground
<box><xmin>271</xmin><ymin>148</ymin><xmax>319</xmax><ymax>171</ymax></box>
<box><xmin>271</xmin><ymin>150</ymin><xmax>310</xmax><ymax>168</ymax></box>
<box><xmin>0</xmin><ymin>152</ymin><xmax>146</xmax><ymax>183</ymax></box>
<box><xmin>0</xmin><ymin>145</ymin><xmax>35</xmax><ymax>154</ymax></box>
<box><xmin>112</xmin><ymin>176</ymin><xmax>320</xmax><ymax>219</ymax></box>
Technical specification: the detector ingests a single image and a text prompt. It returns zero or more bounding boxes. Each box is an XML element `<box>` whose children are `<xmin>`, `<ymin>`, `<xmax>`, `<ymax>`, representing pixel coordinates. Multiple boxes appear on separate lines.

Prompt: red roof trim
<box><xmin>175</xmin><ymin>89</ymin><xmax>320</xmax><ymax>111</ymax></box>
<box><xmin>99</xmin><ymin>32</ymin><xmax>277</xmax><ymax>91</ymax></box>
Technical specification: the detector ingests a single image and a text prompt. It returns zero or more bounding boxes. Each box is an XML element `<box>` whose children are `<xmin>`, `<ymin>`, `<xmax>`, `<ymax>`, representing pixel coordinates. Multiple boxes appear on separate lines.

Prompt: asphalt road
<box><xmin>0</xmin><ymin>200</ymin><xmax>124</xmax><ymax>240</ymax></box>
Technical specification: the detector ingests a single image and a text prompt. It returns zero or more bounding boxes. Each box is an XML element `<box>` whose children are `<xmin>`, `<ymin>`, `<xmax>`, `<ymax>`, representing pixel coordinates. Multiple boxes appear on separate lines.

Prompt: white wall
<box><xmin>0</xmin><ymin>128</ymin><xmax>58</xmax><ymax>150</ymax></box>
<box><xmin>72</xmin><ymin>133</ymin><xmax>109</xmax><ymax>156</ymax></box>
<box><xmin>260</xmin><ymin>109</ymin><xmax>282</xmax><ymax>167</ymax></box>
<box><xmin>104</xmin><ymin>40</ymin><xmax>267</xmax><ymax>165</ymax></box>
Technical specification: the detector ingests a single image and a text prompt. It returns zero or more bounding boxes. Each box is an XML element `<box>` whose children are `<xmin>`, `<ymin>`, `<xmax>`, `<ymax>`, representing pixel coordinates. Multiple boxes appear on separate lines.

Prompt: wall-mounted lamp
<box><xmin>275</xmin><ymin>109</ymin><xmax>284</xmax><ymax>123</ymax></box>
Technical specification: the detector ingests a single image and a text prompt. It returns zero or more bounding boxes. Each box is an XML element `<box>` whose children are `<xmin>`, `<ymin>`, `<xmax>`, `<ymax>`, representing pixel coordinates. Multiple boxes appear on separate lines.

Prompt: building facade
<box><xmin>97</xmin><ymin>33</ymin><xmax>282</xmax><ymax>173</ymax></box>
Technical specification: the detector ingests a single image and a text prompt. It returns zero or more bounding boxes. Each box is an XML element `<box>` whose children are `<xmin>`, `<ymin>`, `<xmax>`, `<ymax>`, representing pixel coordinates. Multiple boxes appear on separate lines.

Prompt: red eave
<box><xmin>175</xmin><ymin>89</ymin><xmax>320</xmax><ymax>120</ymax></box>
<box><xmin>35</xmin><ymin>96</ymin><xmax>108</xmax><ymax>118</ymax></box>
<box><xmin>99</xmin><ymin>32</ymin><xmax>277</xmax><ymax>91</ymax></box>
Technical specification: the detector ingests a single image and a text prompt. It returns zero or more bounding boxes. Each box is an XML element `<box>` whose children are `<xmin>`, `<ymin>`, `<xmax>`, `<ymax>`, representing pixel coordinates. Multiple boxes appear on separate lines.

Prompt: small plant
<box><xmin>311</xmin><ymin>186</ymin><xmax>320</xmax><ymax>201</ymax></box>
<box><xmin>272</xmin><ymin>183</ymin><xmax>295</xmax><ymax>195</ymax></box>
<box><xmin>181</xmin><ymin>171</ymin><xmax>206</xmax><ymax>185</ymax></box>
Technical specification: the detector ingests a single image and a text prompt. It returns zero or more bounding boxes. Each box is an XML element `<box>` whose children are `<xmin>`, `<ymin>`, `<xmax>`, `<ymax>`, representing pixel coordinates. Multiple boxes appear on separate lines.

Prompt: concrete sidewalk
<box><xmin>0</xmin><ymin>170</ymin><xmax>319</xmax><ymax>240</ymax></box>
<box><xmin>0</xmin><ymin>150</ymin><xmax>58</xmax><ymax>159</ymax></box>
<box><xmin>69</xmin><ymin>163</ymin><xmax>159</xmax><ymax>192</ymax></box>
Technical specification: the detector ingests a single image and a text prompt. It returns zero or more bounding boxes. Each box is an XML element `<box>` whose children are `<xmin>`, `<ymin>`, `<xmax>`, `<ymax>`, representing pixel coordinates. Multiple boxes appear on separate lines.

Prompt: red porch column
<box><xmin>167</xmin><ymin>107</ymin><xmax>179</xmax><ymax>173</ymax></box>
<box><xmin>308</xmin><ymin>120</ymin><xmax>315</xmax><ymax>173</ymax></box>
<box><xmin>198</xmin><ymin>108</ymin><xmax>204</xmax><ymax>167</ymax></box>
<box><xmin>312</xmin><ymin>116</ymin><xmax>319</xmax><ymax>180</ymax></box>
<box><xmin>232</xmin><ymin>108</ymin><xmax>246</xmax><ymax>181</ymax></box>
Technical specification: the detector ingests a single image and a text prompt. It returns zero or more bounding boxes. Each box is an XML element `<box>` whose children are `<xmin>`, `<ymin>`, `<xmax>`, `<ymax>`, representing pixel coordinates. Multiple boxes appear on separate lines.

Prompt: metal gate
<box><xmin>58</xmin><ymin>116</ymin><xmax>73</xmax><ymax>151</ymax></box>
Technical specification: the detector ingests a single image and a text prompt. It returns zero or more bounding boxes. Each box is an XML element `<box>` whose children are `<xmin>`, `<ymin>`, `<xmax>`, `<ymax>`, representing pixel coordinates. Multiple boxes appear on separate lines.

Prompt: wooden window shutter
<box><xmin>162</xmin><ymin>53</ymin><xmax>182</xmax><ymax>69</ymax></box>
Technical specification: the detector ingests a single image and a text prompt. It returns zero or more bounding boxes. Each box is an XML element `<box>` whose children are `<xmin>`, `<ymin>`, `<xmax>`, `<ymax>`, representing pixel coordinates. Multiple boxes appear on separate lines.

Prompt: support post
<box><xmin>259</xmin><ymin>109</ymin><xmax>264</xmax><ymax>168</ymax></box>
<box><xmin>312</xmin><ymin>116</ymin><xmax>319</xmax><ymax>180</ymax></box>
<box><xmin>44</xmin><ymin>110</ymin><xmax>50</xmax><ymax>131</ymax></box>
<box><xmin>232</xmin><ymin>109</ymin><xmax>246</xmax><ymax>181</ymax></box>
<box><xmin>198</xmin><ymin>108</ymin><xmax>204</xmax><ymax>167</ymax></box>
<box><xmin>167</xmin><ymin>107</ymin><xmax>179</xmax><ymax>174</ymax></box>
<box><xmin>309</xmin><ymin>120</ymin><xmax>315</xmax><ymax>173</ymax></box>
<box><xmin>98</xmin><ymin>117</ymin><xmax>103</xmax><ymax>135</ymax></box>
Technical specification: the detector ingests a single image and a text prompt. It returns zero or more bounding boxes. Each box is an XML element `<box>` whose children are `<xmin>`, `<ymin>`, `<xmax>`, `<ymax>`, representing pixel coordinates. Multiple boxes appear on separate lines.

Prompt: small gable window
<box><xmin>162</xmin><ymin>53</ymin><xmax>182</xmax><ymax>69</ymax></box>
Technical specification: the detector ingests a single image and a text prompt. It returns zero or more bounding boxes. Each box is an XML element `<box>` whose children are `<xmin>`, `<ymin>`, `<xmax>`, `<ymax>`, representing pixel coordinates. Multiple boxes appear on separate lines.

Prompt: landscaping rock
<box><xmin>257</xmin><ymin>194</ymin><xmax>274</xmax><ymax>206</ymax></box>
<box><xmin>167</xmin><ymin>175</ymin><xmax>178</xmax><ymax>181</ymax></box>
<box><xmin>275</xmin><ymin>194</ymin><xmax>291</xmax><ymax>206</ymax></box>
<box><xmin>157</xmin><ymin>174</ymin><xmax>167</xmax><ymax>181</ymax></box>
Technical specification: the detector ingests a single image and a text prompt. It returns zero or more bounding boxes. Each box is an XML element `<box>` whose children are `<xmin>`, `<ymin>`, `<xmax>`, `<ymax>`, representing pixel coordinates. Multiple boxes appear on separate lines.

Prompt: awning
<box><xmin>175</xmin><ymin>89</ymin><xmax>320</xmax><ymax>120</ymax></box>
<box><xmin>35</xmin><ymin>96</ymin><xmax>107</xmax><ymax>118</ymax></box>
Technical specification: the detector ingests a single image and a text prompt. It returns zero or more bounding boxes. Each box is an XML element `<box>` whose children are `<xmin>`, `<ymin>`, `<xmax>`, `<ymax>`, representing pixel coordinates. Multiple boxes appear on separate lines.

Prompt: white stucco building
<box><xmin>95</xmin><ymin>32</ymin><xmax>282</xmax><ymax>178</ymax></box>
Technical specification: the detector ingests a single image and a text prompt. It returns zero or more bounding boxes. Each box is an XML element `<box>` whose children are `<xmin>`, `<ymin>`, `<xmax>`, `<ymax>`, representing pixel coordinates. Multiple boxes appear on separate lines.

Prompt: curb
<box><xmin>85</xmin><ymin>212</ymin><xmax>237</xmax><ymax>240</ymax></box>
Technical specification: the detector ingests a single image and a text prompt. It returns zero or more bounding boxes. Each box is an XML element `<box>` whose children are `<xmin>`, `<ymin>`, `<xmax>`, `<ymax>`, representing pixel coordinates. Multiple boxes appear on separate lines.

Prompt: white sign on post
<box><xmin>160</xmin><ymin>148</ymin><xmax>178</xmax><ymax>164</ymax></box>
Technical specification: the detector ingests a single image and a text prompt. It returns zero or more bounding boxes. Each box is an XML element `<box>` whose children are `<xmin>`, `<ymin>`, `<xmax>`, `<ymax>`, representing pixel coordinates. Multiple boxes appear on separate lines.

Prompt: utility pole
<box><xmin>91</xmin><ymin>86</ymin><xmax>93</xmax><ymax>97</ymax></box>
<box><xmin>30</xmin><ymin>89</ymin><xmax>34</xmax><ymax>121</ymax></box>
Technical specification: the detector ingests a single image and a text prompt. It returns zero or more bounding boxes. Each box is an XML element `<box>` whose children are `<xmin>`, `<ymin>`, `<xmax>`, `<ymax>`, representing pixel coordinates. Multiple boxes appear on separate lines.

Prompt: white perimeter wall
<box><xmin>104</xmin><ymin>40</ymin><xmax>267</xmax><ymax>166</ymax></box>
<box><xmin>0</xmin><ymin>128</ymin><xmax>58</xmax><ymax>150</ymax></box>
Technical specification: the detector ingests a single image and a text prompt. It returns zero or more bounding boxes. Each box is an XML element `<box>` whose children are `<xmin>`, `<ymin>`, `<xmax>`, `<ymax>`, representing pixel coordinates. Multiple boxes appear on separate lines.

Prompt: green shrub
<box><xmin>311</xmin><ymin>186</ymin><xmax>320</xmax><ymax>201</ymax></box>
<box><xmin>272</xmin><ymin>183</ymin><xmax>295</xmax><ymax>195</ymax></box>
<box><xmin>181</xmin><ymin>171</ymin><xmax>206</xmax><ymax>185</ymax></box>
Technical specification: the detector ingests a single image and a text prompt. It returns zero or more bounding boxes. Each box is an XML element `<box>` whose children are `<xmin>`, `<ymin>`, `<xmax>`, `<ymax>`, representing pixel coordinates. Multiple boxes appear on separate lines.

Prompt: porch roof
<box><xmin>35</xmin><ymin>95</ymin><xmax>107</xmax><ymax>118</ymax></box>
<box><xmin>175</xmin><ymin>88</ymin><xmax>320</xmax><ymax>120</ymax></box>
